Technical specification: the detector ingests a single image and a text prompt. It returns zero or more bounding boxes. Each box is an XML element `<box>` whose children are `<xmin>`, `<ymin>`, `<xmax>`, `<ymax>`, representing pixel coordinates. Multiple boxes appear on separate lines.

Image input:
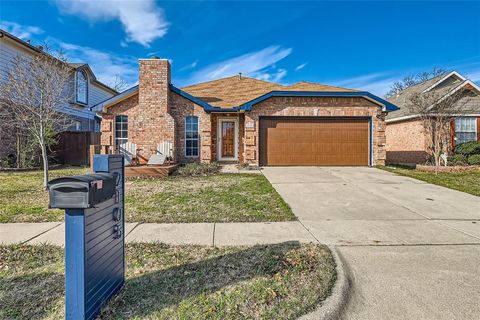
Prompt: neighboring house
<box><xmin>386</xmin><ymin>71</ymin><xmax>480</xmax><ymax>164</ymax></box>
<box><xmin>95</xmin><ymin>58</ymin><xmax>399</xmax><ymax>166</ymax></box>
<box><xmin>0</xmin><ymin>29</ymin><xmax>117</xmax><ymax>164</ymax></box>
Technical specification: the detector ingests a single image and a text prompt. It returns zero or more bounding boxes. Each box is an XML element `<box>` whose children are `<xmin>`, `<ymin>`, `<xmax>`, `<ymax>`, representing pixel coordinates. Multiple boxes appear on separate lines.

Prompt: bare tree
<box><xmin>0</xmin><ymin>50</ymin><xmax>73</xmax><ymax>188</ymax></box>
<box><xmin>386</xmin><ymin>68</ymin><xmax>446</xmax><ymax>98</ymax></box>
<box><xmin>406</xmin><ymin>88</ymin><xmax>470</xmax><ymax>167</ymax></box>
<box><xmin>109</xmin><ymin>74</ymin><xmax>128</xmax><ymax>92</ymax></box>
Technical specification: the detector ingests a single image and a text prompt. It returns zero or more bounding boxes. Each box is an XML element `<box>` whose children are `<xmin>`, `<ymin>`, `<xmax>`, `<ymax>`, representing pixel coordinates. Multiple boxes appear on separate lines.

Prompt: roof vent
<box><xmin>150</xmin><ymin>56</ymin><xmax>161</xmax><ymax>59</ymax></box>
<box><xmin>238</xmin><ymin>72</ymin><xmax>242</xmax><ymax>80</ymax></box>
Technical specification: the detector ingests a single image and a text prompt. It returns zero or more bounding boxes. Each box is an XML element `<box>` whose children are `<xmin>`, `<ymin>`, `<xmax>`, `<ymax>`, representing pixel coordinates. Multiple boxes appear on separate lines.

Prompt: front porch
<box><xmin>89</xmin><ymin>144</ymin><xmax>178</xmax><ymax>178</ymax></box>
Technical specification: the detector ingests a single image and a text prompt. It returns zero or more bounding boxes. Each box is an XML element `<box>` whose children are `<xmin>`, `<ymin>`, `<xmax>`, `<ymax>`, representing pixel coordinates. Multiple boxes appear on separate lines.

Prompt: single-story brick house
<box><xmin>94</xmin><ymin>58</ymin><xmax>399</xmax><ymax>166</ymax></box>
<box><xmin>386</xmin><ymin>71</ymin><xmax>480</xmax><ymax>164</ymax></box>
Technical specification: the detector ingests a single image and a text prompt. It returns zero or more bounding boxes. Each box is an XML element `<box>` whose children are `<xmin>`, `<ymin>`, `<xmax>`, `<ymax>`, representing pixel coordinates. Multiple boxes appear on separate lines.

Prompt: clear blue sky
<box><xmin>1</xmin><ymin>0</ymin><xmax>479</xmax><ymax>96</ymax></box>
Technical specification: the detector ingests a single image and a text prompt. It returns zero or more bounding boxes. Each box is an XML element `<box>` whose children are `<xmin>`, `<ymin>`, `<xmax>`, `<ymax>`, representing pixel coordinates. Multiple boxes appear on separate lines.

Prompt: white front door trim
<box><xmin>217</xmin><ymin>117</ymin><xmax>239</xmax><ymax>161</ymax></box>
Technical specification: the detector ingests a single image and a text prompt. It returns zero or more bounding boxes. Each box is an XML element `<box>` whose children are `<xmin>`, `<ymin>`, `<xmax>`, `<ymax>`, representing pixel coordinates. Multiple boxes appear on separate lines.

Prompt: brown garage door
<box><xmin>259</xmin><ymin>117</ymin><xmax>370</xmax><ymax>166</ymax></box>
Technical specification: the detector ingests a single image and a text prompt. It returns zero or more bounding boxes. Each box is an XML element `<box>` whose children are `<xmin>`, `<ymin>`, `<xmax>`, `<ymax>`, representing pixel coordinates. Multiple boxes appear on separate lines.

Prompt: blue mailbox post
<box><xmin>48</xmin><ymin>154</ymin><xmax>125</xmax><ymax>320</ymax></box>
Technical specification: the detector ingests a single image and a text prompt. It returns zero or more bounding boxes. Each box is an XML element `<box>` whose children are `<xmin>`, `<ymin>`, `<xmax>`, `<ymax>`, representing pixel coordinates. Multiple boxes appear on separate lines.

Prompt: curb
<box><xmin>299</xmin><ymin>245</ymin><xmax>351</xmax><ymax>320</ymax></box>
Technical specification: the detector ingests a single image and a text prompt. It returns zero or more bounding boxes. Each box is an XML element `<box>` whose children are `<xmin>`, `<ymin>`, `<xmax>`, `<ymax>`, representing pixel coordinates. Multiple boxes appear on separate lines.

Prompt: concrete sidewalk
<box><xmin>0</xmin><ymin>221</ymin><xmax>316</xmax><ymax>246</ymax></box>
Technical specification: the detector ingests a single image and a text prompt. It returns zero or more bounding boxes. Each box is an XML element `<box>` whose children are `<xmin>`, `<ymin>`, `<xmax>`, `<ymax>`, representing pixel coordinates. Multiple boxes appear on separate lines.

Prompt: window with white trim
<box><xmin>185</xmin><ymin>116</ymin><xmax>199</xmax><ymax>157</ymax></box>
<box><xmin>115</xmin><ymin>115</ymin><xmax>128</xmax><ymax>146</ymax></box>
<box><xmin>76</xmin><ymin>70</ymin><xmax>88</xmax><ymax>104</ymax></box>
<box><xmin>455</xmin><ymin>117</ymin><xmax>477</xmax><ymax>145</ymax></box>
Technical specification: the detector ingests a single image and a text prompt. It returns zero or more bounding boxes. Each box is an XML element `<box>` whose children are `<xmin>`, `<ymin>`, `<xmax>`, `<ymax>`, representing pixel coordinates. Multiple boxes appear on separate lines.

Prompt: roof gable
<box><xmin>386</xmin><ymin>71</ymin><xmax>480</xmax><ymax>122</ymax></box>
<box><xmin>422</xmin><ymin>71</ymin><xmax>466</xmax><ymax>93</ymax></box>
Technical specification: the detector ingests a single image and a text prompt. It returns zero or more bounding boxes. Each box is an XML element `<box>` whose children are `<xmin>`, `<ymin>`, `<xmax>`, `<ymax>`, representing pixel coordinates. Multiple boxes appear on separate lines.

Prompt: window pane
<box><xmin>456</xmin><ymin>117</ymin><xmax>476</xmax><ymax>133</ymax></box>
<box><xmin>76</xmin><ymin>71</ymin><xmax>88</xmax><ymax>103</ymax></box>
<box><xmin>115</xmin><ymin>115</ymin><xmax>128</xmax><ymax>145</ymax></box>
<box><xmin>185</xmin><ymin>116</ymin><xmax>199</xmax><ymax>156</ymax></box>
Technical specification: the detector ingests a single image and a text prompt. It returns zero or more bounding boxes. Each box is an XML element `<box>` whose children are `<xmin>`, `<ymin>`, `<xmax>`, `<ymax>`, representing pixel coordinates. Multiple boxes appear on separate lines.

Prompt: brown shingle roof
<box><xmin>286</xmin><ymin>81</ymin><xmax>358</xmax><ymax>92</ymax></box>
<box><xmin>181</xmin><ymin>75</ymin><xmax>357</xmax><ymax>108</ymax></box>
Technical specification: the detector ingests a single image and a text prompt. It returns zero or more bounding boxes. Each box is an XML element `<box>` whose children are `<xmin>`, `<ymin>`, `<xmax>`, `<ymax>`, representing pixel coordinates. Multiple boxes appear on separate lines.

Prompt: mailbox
<box><xmin>48</xmin><ymin>172</ymin><xmax>118</xmax><ymax>209</ymax></box>
<box><xmin>49</xmin><ymin>155</ymin><xmax>125</xmax><ymax>320</ymax></box>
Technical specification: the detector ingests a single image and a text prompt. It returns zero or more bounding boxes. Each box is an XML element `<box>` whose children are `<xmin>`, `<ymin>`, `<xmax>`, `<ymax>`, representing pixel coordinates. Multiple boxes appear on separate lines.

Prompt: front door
<box><xmin>218</xmin><ymin>118</ymin><xmax>238</xmax><ymax>161</ymax></box>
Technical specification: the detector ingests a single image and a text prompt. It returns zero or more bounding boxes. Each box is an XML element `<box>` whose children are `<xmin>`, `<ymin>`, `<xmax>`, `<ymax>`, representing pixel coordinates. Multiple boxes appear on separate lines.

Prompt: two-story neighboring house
<box><xmin>0</xmin><ymin>29</ymin><xmax>117</xmax><ymax>165</ymax></box>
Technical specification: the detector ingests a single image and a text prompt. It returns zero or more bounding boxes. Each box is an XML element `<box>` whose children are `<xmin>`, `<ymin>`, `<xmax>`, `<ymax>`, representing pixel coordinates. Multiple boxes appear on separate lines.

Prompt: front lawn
<box><xmin>380</xmin><ymin>166</ymin><xmax>480</xmax><ymax>197</ymax></box>
<box><xmin>0</xmin><ymin>167</ymin><xmax>88</xmax><ymax>223</ymax></box>
<box><xmin>0</xmin><ymin>169</ymin><xmax>295</xmax><ymax>223</ymax></box>
<box><xmin>0</xmin><ymin>242</ymin><xmax>336</xmax><ymax>319</ymax></box>
<box><xmin>125</xmin><ymin>173</ymin><xmax>294</xmax><ymax>223</ymax></box>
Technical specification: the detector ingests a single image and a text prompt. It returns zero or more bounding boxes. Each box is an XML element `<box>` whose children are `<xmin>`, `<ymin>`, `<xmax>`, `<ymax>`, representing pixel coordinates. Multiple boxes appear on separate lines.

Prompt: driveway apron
<box><xmin>262</xmin><ymin>166</ymin><xmax>480</xmax><ymax>320</ymax></box>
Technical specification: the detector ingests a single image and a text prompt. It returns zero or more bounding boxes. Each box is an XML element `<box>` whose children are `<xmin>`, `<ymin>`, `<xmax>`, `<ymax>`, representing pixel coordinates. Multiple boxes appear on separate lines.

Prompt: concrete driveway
<box><xmin>262</xmin><ymin>167</ymin><xmax>480</xmax><ymax>320</ymax></box>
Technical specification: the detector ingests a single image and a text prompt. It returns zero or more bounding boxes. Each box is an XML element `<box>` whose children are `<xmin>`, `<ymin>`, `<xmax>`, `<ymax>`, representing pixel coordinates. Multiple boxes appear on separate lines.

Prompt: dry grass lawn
<box><xmin>0</xmin><ymin>169</ymin><xmax>295</xmax><ymax>223</ymax></box>
<box><xmin>125</xmin><ymin>174</ymin><xmax>295</xmax><ymax>223</ymax></box>
<box><xmin>0</xmin><ymin>242</ymin><xmax>336</xmax><ymax>319</ymax></box>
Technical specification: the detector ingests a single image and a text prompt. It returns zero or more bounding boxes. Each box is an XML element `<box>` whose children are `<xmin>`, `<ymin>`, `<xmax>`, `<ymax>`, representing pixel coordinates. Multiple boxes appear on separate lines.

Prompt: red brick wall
<box><xmin>385</xmin><ymin>119</ymin><xmax>429</xmax><ymax>164</ymax></box>
<box><xmin>244</xmin><ymin>96</ymin><xmax>386</xmax><ymax>166</ymax></box>
<box><xmin>170</xmin><ymin>92</ymin><xmax>211</xmax><ymax>163</ymax></box>
<box><xmin>100</xmin><ymin>94</ymin><xmax>138</xmax><ymax>150</ymax></box>
<box><xmin>101</xmin><ymin>59</ymin><xmax>179</xmax><ymax>164</ymax></box>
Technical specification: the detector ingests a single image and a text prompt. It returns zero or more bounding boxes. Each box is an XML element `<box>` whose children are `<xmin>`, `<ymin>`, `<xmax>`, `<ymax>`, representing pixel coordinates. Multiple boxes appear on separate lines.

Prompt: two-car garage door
<box><xmin>259</xmin><ymin>117</ymin><xmax>370</xmax><ymax>166</ymax></box>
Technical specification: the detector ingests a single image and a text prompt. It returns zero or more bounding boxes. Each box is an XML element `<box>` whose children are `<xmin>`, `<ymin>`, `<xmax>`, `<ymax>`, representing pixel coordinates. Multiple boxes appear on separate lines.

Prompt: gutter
<box><xmin>238</xmin><ymin>91</ymin><xmax>400</xmax><ymax>112</ymax></box>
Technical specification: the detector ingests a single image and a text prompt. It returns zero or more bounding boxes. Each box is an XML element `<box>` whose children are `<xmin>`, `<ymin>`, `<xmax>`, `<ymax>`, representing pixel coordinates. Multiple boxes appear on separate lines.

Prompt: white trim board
<box><xmin>422</xmin><ymin>71</ymin><xmax>466</xmax><ymax>93</ymax></box>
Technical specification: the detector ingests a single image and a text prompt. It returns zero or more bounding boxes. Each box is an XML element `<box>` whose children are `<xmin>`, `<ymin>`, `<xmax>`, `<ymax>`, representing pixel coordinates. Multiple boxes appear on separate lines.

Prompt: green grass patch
<box><xmin>0</xmin><ymin>169</ymin><xmax>295</xmax><ymax>223</ymax></box>
<box><xmin>380</xmin><ymin>166</ymin><xmax>480</xmax><ymax>197</ymax></box>
<box><xmin>0</xmin><ymin>167</ymin><xmax>88</xmax><ymax>223</ymax></box>
<box><xmin>0</xmin><ymin>242</ymin><xmax>336</xmax><ymax>320</ymax></box>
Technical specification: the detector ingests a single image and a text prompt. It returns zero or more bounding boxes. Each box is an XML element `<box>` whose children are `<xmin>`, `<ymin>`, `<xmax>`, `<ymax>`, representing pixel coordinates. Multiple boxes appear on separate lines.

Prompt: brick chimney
<box><xmin>138</xmin><ymin>58</ymin><xmax>176</xmax><ymax>162</ymax></box>
<box><xmin>139</xmin><ymin>58</ymin><xmax>171</xmax><ymax>113</ymax></box>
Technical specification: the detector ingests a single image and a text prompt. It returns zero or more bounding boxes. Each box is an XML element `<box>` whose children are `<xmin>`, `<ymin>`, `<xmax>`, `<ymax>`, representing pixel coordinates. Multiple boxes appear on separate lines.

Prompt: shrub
<box><xmin>467</xmin><ymin>154</ymin><xmax>480</xmax><ymax>165</ymax></box>
<box><xmin>455</xmin><ymin>141</ymin><xmax>480</xmax><ymax>156</ymax></box>
<box><xmin>447</xmin><ymin>154</ymin><xmax>468</xmax><ymax>166</ymax></box>
<box><xmin>174</xmin><ymin>162</ymin><xmax>220</xmax><ymax>176</ymax></box>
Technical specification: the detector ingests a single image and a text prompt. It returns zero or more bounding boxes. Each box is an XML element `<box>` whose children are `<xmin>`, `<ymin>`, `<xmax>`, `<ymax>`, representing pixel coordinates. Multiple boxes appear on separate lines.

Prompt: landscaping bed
<box><xmin>381</xmin><ymin>166</ymin><xmax>480</xmax><ymax>197</ymax></box>
<box><xmin>0</xmin><ymin>242</ymin><xmax>336</xmax><ymax>319</ymax></box>
<box><xmin>0</xmin><ymin>168</ymin><xmax>295</xmax><ymax>223</ymax></box>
